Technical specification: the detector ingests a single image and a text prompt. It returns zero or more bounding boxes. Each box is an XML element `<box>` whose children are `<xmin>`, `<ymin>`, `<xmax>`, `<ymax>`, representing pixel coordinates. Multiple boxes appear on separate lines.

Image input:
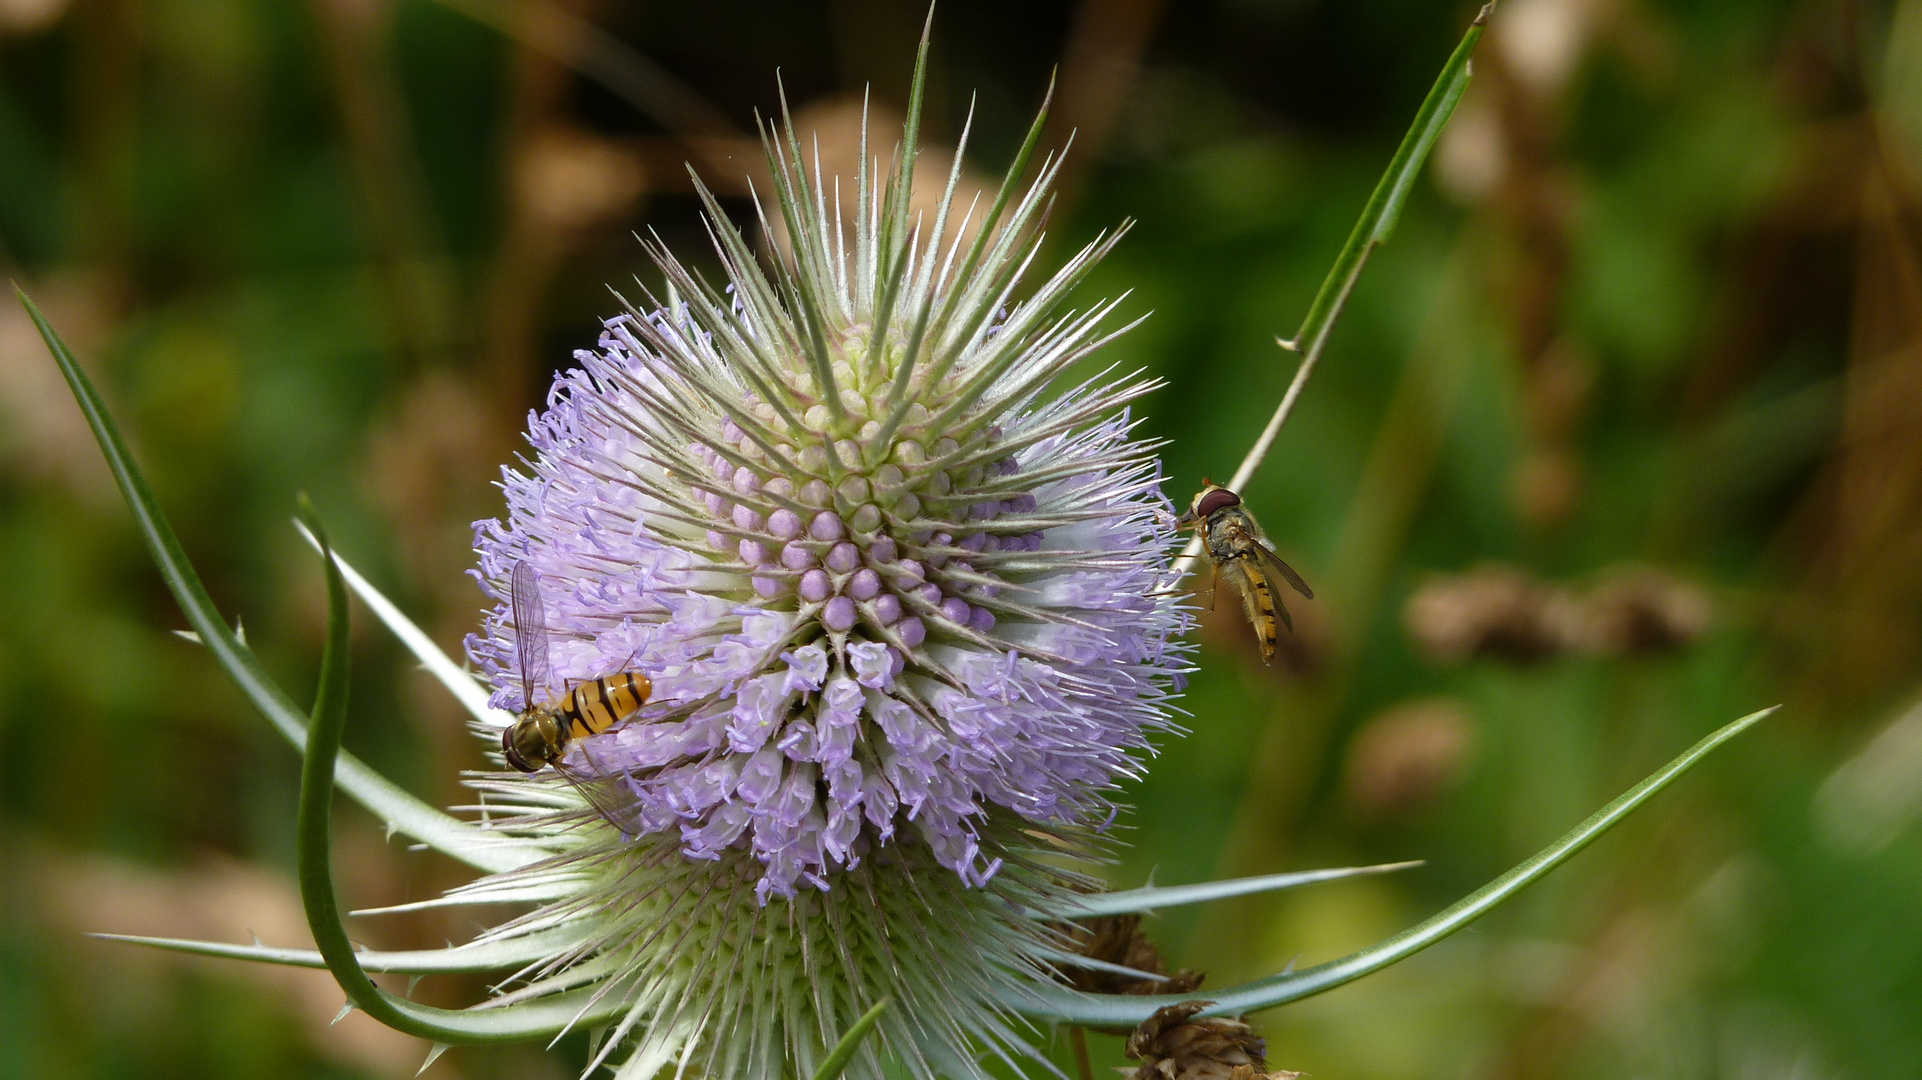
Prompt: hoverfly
<box><xmin>503</xmin><ymin>561</ymin><xmax>653</xmax><ymax>779</ymax></box>
<box><xmin>1178</xmin><ymin>480</ymin><xmax>1314</xmax><ymax>665</ymax></box>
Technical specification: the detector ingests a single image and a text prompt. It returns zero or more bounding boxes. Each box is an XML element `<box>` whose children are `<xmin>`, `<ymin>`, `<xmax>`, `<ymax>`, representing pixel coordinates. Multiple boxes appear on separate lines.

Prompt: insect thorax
<box><xmin>1205</xmin><ymin>508</ymin><xmax>1261</xmax><ymax>559</ymax></box>
<box><xmin>516</xmin><ymin>707</ymin><xmax>568</xmax><ymax>751</ymax></box>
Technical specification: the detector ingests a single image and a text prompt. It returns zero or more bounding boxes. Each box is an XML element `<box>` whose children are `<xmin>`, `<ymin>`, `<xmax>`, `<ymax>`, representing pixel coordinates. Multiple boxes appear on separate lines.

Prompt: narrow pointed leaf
<box><xmin>88</xmin><ymin>925</ymin><xmax>588</xmax><ymax>974</ymax></box>
<box><xmin>17</xmin><ymin>289</ymin><xmax>524</xmax><ymax>876</ymax></box>
<box><xmin>294</xmin><ymin>503</ymin><xmax>623</xmax><ymax>1043</ymax></box>
<box><xmin>1278</xmin><ymin>3</ymin><xmax>1489</xmax><ymax>362</ymax></box>
<box><xmin>811</xmin><ymin>998</ymin><xmax>891</xmax><ymax>1080</ymax></box>
<box><xmin>1005</xmin><ymin>706</ymin><xmax>1774</xmax><ymax>1026</ymax></box>
<box><xmin>1063</xmin><ymin>861</ymin><xmax>1423</xmax><ymax>918</ymax></box>
<box><xmin>1034</xmin><ymin>949</ymin><xmax>1179</xmax><ymax>985</ymax></box>
<box><xmin>348</xmin><ymin>874</ymin><xmax>581</xmax><ymax>915</ymax></box>
<box><xmin>294</xmin><ymin>521</ymin><xmax>511</xmax><ymax>728</ymax></box>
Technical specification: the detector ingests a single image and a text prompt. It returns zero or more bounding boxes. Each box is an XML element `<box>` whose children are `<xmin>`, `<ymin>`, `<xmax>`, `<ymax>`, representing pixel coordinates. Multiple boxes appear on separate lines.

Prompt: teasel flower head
<box><xmin>454</xmin><ymin>50</ymin><xmax>1192</xmax><ymax>1077</ymax></box>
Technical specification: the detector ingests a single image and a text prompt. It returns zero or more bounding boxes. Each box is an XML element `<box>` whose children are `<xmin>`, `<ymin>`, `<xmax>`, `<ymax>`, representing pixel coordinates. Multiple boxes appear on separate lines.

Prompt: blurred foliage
<box><xmin>2</xmin><ymin>0</ymin><xmax>1920</xmax><ymax>1078</ymax></box>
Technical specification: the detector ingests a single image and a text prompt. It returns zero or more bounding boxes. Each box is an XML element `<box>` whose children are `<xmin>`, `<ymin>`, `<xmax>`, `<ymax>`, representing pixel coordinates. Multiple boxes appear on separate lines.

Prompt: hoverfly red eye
<box><xmin>1194</xmin><ymin>487</ymin><xmax>1241</xmax><ymax>518</ymax></box>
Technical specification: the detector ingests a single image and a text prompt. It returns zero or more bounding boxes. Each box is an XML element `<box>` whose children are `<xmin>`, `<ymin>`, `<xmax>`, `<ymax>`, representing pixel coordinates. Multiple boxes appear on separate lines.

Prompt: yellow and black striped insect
<box><xmin>1178</xmin><ymin>480</ymin><xmax>1314</xmax><ymax>665</ymax></box>
<box><xmin>502</xmin><ymin>561</ymin><xmax>653</xmax><ymax>774</ymax></box>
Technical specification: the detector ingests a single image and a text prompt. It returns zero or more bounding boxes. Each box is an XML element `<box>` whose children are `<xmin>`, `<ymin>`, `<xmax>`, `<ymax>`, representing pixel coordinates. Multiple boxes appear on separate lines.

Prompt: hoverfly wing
<box><xmin>552</xmin><ymin>756</ymin><xmax>648</xmax><ymax>837</ymax></box>
<box><xmin>1252</xmin><ymin>541</ymin><xmax>1314</xmax><ymax>600</ymax></box>
<box><xmin>510</xmin><ymin>560</ymin><xmax>552</xmax><ymax>709</ymax></box>
<box><xmin>1219</xmin><ymin>557</ymin><xmax>1282</xmax><ymax>663</ymax></box>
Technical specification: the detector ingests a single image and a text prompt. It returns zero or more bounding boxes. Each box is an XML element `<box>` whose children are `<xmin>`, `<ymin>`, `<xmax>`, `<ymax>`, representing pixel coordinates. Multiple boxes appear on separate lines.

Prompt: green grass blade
<box><xmin>294</xmin><ymin>502</ymin><xmax>624</xmax><ymax>1042</ymax></box>
<box><xmin>15</xmin><ymin>288</ymin><xmax>525</xmax><ymax>875</ymax></box>
<box><xmin>810</xmin><ymin>998</ymin><xmax>890</xmax><ymax>1080</ymax></box>
<box><xmin>1278</xmin><ymin>3</ymin><xmax>1489</xmax><ymax>362</ymax></box>
<box><xmin>1006</xmin><ymin>706</ymin><xmax>1775</xmax><ymax>1026</ymax></box>
<box><xmin>1064</xmin><ymin>861</ymin><xmax>1422</xmax><ymax>918</ymax></box>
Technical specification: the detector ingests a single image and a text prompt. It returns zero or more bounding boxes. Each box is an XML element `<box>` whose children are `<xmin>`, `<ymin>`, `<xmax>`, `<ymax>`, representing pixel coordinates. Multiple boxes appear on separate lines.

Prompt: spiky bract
<box><xmin>458</xmin><ymin>799</ymin><xmax>1100</xmax><ymax>1079</ymax></box>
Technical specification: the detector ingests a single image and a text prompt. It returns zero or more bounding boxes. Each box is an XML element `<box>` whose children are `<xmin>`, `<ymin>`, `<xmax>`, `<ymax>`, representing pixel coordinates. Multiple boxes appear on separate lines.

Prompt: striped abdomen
<box><xmin>1219</xmin><ymin>557</ymin><xmax>1281</xmax><ymax>663</ymax></box>
<box><xmin>556</xmin><ymin>672</ymin><xmax>652</xmax><ymax>740</ymax></box>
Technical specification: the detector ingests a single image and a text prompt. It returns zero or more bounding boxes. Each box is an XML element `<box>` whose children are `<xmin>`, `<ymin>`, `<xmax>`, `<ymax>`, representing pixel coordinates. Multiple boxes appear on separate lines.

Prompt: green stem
<box><xmin>1068</xmin><ymin>1026</ymin><xmax>1095</xmax><ymax>1080</ymax></box>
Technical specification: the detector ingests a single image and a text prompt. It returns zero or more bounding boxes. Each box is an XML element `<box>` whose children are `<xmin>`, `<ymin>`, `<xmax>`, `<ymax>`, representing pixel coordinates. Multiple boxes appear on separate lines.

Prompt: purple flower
<box><xmin>466</xmin><ymin>196</ymin><xmax>1188</xmax><ymax>900</ymax></box>
<box><xmin>463</xmin><ymin>99</ymin><xmax>1186</xmax><ymax>908</ymax></box>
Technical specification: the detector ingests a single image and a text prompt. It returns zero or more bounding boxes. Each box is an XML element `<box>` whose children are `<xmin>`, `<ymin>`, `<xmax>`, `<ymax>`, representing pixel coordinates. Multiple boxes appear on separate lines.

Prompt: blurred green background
<box><xmin>3</xmin><ymin>0</ymin><xmax>1921</xmax><ymax>1077</ymax></box>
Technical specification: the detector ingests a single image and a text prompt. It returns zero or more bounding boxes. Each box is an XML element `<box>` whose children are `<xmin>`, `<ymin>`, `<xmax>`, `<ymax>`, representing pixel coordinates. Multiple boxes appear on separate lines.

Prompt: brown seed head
<box><xmin>1063</xmin><ymin>914</ymin><xmax>1204</xmax><ymax>997</ymax></box>
<box><xmin>1578</xmin><ymin>565</ymin><xmax>1712</xmax><ymax>656</ymax></box>
<box><xmin>1402</xmin><ymin>564</ymin><xmax>1580</xmax><ymax>664</ymax></box>
<box><xmin>1343</xmin><ymin>697</ymin><xmax>1478</xmax><ymax>817</ymax></box>
<box><xmin>1123</xmin><ymin>1003</ymin><xmax>1300</xmax><ymax>1080</ymax></box>
<box><xmin>1403</xmin><ymin>562</ymin><xmax>1713</xmax><ymax>665</ymax></box>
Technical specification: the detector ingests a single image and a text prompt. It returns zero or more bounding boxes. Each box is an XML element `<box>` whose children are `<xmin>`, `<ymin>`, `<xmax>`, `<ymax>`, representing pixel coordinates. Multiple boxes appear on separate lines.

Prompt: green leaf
<box><xmin>1278</xmin><ymin>2</ymin><xmax>1491</xmax><ymax>361</ymax></box>
<box><xmin>1199</xmin><ymin>3</ymin><xmax>1494</xmax><ymax>528</ymax></box>
<box><xmin>292</xmin><ymin>521</ymin><xmax>512</xmax><ymax>729</ymax></box>
<box><xmin>348</xmin><ymin>880</ymin><xmax>579</xmax><ymax>916</ymax></box>
<box><xmin>15</xmin><ymin>288</ymin><xmax>523</xmax><ymax>875</ymax></box>
<box><xmin>1004</xmin><ymin>706</ymin><xmax>1774</xmax><ymax>1026</ymax></box>
<box><xmin>293</xmin><ymin>501</ymin><xmax>625</xmax><ymax>1043</ymax></box>
<box><xmin>1035</xmin><ymin>947</ymin><xmax>1198</xmax><ymax>989</ymax></box>
<box><xmin>810</xmin><ymin>998</ymin><xmax>891</xmax><ymax>1080</ymax></box>
<box><xmin>1063</xmin><ymin>861</ymin><xmax>1422</xmax><ymax>918</ymax></box>
<box><xmin>88</xmin><ymin>925</ymin><xmax>588</xmax><ymax>974</ymax></box>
